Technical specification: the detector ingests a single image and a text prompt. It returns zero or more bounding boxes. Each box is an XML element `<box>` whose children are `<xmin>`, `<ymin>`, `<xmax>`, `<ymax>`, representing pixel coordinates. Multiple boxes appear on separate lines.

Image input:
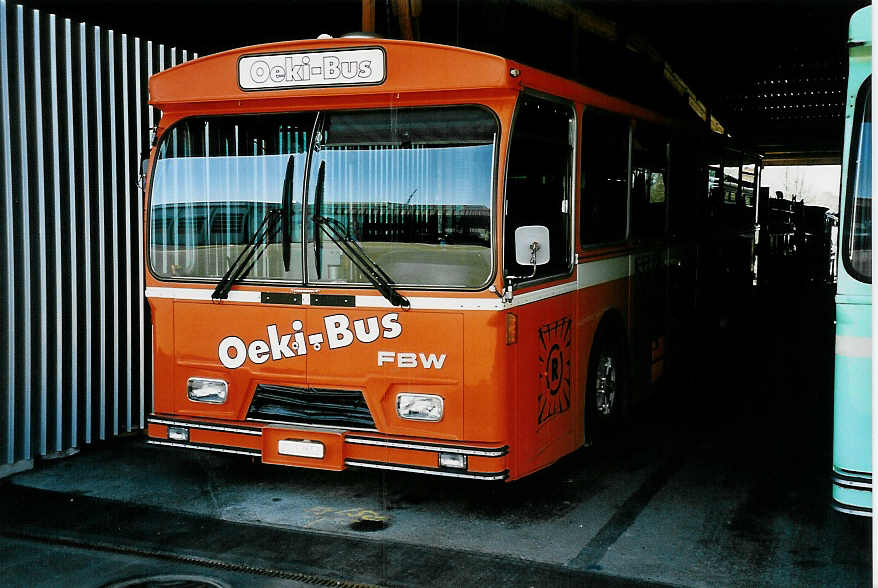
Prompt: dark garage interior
<box><xmin>0</xmin><ymin>1</ymin><xmax>871</xmax><ymax>586</ymax></box>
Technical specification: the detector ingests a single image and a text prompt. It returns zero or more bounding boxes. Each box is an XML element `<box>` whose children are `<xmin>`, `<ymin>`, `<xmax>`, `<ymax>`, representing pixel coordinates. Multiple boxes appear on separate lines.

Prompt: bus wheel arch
<box><xmin>584</xmin><ymin>310</ymin><xmax>629</xmax><ymax>445</ymax></box>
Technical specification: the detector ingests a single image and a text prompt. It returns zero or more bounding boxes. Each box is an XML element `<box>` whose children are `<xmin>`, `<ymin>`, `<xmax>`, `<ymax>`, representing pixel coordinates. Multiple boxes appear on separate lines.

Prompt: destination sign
<box><xmin>238</xmin><ymin>48</ymin><xmax>386</xmax><ymax>90</ymax></box>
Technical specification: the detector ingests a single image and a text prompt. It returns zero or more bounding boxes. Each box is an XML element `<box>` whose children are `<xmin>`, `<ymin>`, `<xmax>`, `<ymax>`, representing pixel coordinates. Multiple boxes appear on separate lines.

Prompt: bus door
<box><xmin>629</xmin><ymin>125</ymin><xmax>670</xmax><ymax>393</ymax></box>
<box><xmin>504</xmin><ymin>94</ymin><xmax>576</xmax><ymax>475</ymax></box>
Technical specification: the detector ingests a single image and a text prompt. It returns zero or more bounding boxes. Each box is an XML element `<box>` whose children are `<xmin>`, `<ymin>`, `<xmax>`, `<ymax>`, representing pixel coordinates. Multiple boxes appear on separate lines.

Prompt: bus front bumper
<box><xmin>146</xmin><ymin>415</ymin><xmax>509</xmax><ymax>481</ymax></box>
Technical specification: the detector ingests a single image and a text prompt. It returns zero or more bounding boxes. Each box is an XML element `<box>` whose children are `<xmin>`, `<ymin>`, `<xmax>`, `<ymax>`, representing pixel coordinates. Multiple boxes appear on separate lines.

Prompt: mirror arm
<box><xmin>503</xmin><ymin>241</ymin><xmax>541</xmax><ymax>302</ymax></box>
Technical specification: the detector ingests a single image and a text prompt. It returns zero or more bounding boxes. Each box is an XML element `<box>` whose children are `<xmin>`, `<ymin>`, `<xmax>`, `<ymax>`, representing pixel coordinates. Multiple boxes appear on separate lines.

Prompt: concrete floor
<box><xmin>0</xmin><ymin>285</ymin><xmax>871</xmax><ymax>587</ymax></box>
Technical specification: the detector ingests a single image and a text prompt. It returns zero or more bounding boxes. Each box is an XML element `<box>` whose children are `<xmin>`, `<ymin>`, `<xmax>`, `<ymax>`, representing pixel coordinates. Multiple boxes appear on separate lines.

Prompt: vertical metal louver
<box><xmin>0</xmin><ymin>0</ymin><xmax>197</xmax><ymax>475</ymax></box>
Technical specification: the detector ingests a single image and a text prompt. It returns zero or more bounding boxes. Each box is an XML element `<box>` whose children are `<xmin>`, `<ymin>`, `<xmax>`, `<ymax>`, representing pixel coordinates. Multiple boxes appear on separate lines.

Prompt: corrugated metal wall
<box><xmin>0</xmin><ymin>1</ymin><xmax>195</xmax><ymax>474</ymax></box>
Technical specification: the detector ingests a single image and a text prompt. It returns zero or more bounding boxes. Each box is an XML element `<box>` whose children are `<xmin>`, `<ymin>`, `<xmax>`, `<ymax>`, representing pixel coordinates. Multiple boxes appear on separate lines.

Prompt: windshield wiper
<box><xmin>311</xmin><ymin>162</ymin><xmax>409</xmax><ymax>309</ymax></box>
<box><xmin>280</xmin><ymin>154</ymin><xmax>295</xmax><ymax>272</ymax></box>
<box><xmin>313</xmin><ymin>161</ymin><xmax>325</xmax><ymax>279</ymax></box>
<box><xmin>313</xmin><ymin>214</ymin><xmax>410</xmax><ymax>309</ymax></box>
<box><xmin>212</xmin><ymin>208</ymin><xmax>282</xmax><ymax>300</ymax></box>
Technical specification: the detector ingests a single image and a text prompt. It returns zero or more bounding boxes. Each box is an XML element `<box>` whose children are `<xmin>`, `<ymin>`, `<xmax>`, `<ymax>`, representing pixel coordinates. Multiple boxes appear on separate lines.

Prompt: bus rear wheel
<box><xmin>586</xmin><ymin>330</ymin><xmax>626</xmax><ymax>443</ymax></box>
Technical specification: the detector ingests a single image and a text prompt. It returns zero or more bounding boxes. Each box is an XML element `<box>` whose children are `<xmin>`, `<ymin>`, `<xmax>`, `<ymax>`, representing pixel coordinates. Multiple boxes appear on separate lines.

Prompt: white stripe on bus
<box><xmin>835</xmin><ymin>335</ymin><xmax>872</xmax><ymax>358</ymax></box>
<box><xmin>145</xmin><ymin>257</ymin><xmax>632</xmax><ymax>311</ymax></box>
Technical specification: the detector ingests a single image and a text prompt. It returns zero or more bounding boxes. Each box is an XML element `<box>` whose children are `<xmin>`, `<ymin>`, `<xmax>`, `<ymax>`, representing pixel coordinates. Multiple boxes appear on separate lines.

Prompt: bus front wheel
<box><xmin>586</xmin><ymin>329</ymin><xmax>627</xmax><ymax>444</ymax></box>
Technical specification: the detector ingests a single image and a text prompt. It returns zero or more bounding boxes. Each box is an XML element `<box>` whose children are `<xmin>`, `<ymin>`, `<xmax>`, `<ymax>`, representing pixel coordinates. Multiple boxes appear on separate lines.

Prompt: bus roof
<box><xmin>149</xmin><ymin>37</ymin><xmax>665</xmax><ymax>125</ymax></box>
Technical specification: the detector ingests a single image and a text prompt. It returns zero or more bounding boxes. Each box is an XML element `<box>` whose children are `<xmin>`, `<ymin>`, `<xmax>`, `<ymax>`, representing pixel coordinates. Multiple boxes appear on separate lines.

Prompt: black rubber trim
<box><xmin>831</xmin><ymin>498</ymin><xmax>872</xmax><ymax>515</ymax></box>
<box><xmin>345</xmin><ymin>435</ymin><xmax>509</xmax><ymax>457</ymax></box>
<box><xmin>834</xmin><ymin>466</ymin><xmax>872</xmax><ymax>477</ymax></box>
<box><xmin>832</xmin><ymin>478</ymin><xmax>873</xmax><ymax>492</ymax></box>
<box><xmin>832</xmin><ymin>470</ymin><xmax>872</xmax><ymax>484</ymax></box>
<box><xmin>148</xmin><ymin>416</ymin><xmax>263</xmax><ymax>435</ymax></box>
<box><xmin>310</xmin><ymin>294</ymin><xmax>355</xmax><ymax>307</ymax></box>
<box><xmin>261</xmin><ymin>292</ymin><xmax>302</xmax><ymax>305</ymax></box>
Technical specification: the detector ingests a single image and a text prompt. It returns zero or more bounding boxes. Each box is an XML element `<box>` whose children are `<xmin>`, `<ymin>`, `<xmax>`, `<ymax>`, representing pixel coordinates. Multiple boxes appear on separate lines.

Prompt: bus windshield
<box><xmin>148</xmin><ymin>106</ymin><xmax>497</xmax><ymax>289</ymax></box>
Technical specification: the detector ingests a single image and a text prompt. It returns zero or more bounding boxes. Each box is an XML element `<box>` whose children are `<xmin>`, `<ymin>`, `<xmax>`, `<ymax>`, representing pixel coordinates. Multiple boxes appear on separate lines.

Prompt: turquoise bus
<box><xmin>832</xmin><ymin>4</ymin><xmax>872</xmax><ymax>516</ymax></box>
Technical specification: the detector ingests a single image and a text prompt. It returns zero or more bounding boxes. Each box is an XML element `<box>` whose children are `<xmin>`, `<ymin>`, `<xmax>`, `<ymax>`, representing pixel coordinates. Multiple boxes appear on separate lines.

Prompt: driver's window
<box><xmin>504</xmin><ymin>95</ymin><xmax>574</xmax><ymax>281</ymax></box>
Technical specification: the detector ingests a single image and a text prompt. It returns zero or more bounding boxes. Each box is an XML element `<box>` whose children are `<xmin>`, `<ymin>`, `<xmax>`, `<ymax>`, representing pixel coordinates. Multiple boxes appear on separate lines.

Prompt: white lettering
<box><xmin>249</xmin><ymin>60</ymin><xmax>270</xmax><ymax>84</ymax></box>
<box><xmin>397</xmin><ymin>352</ymin><xmax>418</xmax><ymax>368</ymax></box>
<box><xmin>419</xmin><ymin>353</ymin><xmax>446</xmax><ymax>369</ymax></box>
<box><xmin>292</xmin><ymin>320</ymin><xmax>306</xmax><ymax>355</ymax></box>
<box><xmin>218</xmin><ymin>336</ymin><xmax>246</xmax><ymax>369</ymax></box>
<box><xmin>247</xmin><ymin>339</ymin><xmax>271</xmax><ymax>364</ymax></box>
<box><xmin>323</xmin><ymin>55</ymin><xmax>340</xmax><ymax>79</ymax></box>
<box><xmin>270</xmin><ymin>65</ymin><xmax>285</xmax><ymax>83</ymax></box>
<box><xmin>267</xmin><ymin>324</ymin><xmax>295</xmax><ymax>360</ymax></box>
<box><xmin>340</xmin><ymin>61</ymin><xmax>358</xmax><ymax>79</ymax></box>
<box><xmin>324</xmin><ymin>314</ymin><xmax>354</xmax><ymax>349</ymax></box>
<box><xmin>218</xmin><ymin>312</ymin><xmax>406</xmax><ymax>367</ymax></box>
<box><xmin>354</xmin><ymin>317</ymin><xmax>381</xmax><ymax>343</ymax></box>
<box><xmin>240</xmin><ymin>49</ymin><xmax>384</xmax><ymax>90</ymax></box>
<box><xmin>381</xmin><ymin>313</ymin><xmax>402</xmax><ymax>339</ymax></box>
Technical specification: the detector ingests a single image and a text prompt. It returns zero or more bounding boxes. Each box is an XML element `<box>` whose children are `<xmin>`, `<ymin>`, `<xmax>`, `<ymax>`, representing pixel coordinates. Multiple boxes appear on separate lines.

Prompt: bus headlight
<box><xmin>187</xmin><ymin>378</ymin><xmax>228</xmax><ymax>404</ymax></box>
<box><xmin>396</xmin><ymin>393</ymin><xmax>443</xmax><ymax>422</ymax></box>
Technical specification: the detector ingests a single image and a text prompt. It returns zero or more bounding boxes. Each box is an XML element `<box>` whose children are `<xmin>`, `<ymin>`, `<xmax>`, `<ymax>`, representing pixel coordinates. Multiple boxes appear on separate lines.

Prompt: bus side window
<box><xmin>580</xmin><ymin>109</ymin><xmax>629</xmax><ymax>246</ymax></box>
<box><xmin>504</xmin><ymin>95</ymin><xmax>574</xmax><ymax>280</ymax></box>
<box><xmin>844</xmin><ymin>79</ymin><xmax>872</xmax><ymax>281</ymax></box>
<box><xmin>630</xmin><ymin>123</ymin><xmax>669</xmax><ymax>240</ymax></box>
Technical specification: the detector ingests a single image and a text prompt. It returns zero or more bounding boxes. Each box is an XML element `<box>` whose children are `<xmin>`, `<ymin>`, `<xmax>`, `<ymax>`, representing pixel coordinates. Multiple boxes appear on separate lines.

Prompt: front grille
<box><xmin>247</xmin><ymin>384</ymin><xmax>375</xmax><ymax>429</ymax></box>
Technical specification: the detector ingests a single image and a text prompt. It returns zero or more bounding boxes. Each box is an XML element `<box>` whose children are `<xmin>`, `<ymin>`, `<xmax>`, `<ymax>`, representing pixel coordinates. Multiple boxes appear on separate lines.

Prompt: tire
<box><xmin>585</xmin><ymin>328</ymin><xmax>627</xmax><ymax>444</ymax></box>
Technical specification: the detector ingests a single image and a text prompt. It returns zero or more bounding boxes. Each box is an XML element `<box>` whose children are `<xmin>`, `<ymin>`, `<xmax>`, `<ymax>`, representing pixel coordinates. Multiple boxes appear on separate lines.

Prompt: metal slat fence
<box><xmin>0</xmin><ymin>1</ymin><xmax>195</xmax><ymax>474</ymax></box>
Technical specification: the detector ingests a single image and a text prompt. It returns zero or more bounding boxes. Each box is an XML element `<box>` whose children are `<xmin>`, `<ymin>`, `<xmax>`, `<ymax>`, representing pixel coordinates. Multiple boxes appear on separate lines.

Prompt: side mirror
<box><xmin>514</xmin><ymin>225</ymin><xmax>550</xmax><ymax>267</ymax></box>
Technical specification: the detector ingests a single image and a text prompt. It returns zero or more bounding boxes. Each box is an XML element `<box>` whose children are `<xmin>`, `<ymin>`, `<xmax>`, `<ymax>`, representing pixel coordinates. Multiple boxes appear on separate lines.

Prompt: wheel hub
<box><xmin>595</xmin><ymin>352</ymin><xmax>616</xmax><ymax>416</ymax></box>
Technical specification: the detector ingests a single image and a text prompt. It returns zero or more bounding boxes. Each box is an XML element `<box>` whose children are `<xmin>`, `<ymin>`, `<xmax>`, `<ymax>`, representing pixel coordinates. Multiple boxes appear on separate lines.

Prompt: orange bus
<box><xmin>144</xmin><ymin>37</ymin><xmax>754</xmax><ymax>480</ymax></box>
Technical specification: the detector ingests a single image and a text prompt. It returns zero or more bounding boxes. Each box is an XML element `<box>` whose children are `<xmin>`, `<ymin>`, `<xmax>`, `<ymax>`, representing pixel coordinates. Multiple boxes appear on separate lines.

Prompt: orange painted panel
<box><xmin>344</xmin><ymin>441</ymin><xmax>387</xmax><ymax>463</ymax></box>
<box><xmin>172</xmin><ymin>300</ymin><xmax>308</xmax><ymax>420</ymax></box>
<box><xmin>386</xmin><ymin>447</ymin><xmax>438</xmax><ymax>469</ymax></box>
<box><xmin>306</xmin><ymin>307</ymin><xmax>464</xmax><ymax>440</ymax></box>
<box><xmin>189</xmin><ymin>428</ymin><xmax>262</xmax><ymax>451</ymax></box>
<box><xmin>467</xmin><ymin>455</ymin><xmax>509</xmax><ymax>474</ymax></box>
<box><xmin>512</xmin><ymin>289</ymin><xmax>577</xmax><ymax>479</ymax></box>
<box><xmin>147</xmin><ymin>423</ymin><xmax>168</xmax><ymax>439</ymax></box>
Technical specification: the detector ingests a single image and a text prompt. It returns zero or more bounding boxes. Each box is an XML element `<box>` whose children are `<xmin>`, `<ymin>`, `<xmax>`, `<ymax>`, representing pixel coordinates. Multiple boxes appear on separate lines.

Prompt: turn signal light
<box><xmin>506</xmin><ymin>312</ymin><xmax>518</xmax><ymax>345</ymax></box>
<box><xmin>439</xmin><ymin>453</ymin><xmax>467</xmax><ymax>469</ymax></box>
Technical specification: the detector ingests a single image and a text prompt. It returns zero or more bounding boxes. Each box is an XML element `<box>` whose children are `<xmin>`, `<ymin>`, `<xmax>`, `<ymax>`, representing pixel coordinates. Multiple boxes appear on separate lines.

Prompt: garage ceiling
<box><xmin>21</xmin><ymin>0</ymin><xmax>868</xmax><ymax>162</ymax></box>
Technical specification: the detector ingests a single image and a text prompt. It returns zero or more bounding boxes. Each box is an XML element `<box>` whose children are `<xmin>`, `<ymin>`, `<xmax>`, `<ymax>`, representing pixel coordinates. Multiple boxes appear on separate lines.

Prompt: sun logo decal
<box><xmin>537</xmin><ymin>317</ymin><xmax>572</xmax><ymax>426</ymax></box>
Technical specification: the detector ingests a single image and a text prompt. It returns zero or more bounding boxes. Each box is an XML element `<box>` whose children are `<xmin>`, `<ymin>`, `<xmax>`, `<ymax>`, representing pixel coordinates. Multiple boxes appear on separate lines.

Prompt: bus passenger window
<box><xmin>580</xmin><ymin>109</ymin><xmax>628</xmax><ymax>246</ymax></box>
<box><xmin>723</xmin><ymin>160</ymin><xmax>741</xmax><ymax>204</ymax></box>
<box><xmin>845</xmin><ymin>81</ymin><xmax>872</xmax><ymax>282</ymax></box>
<box><xmin>630</xmin><ymin>124</ymin><xmax>668</xmax><ymax>240</ymax></box>
<box><xmin>504</xmin><ymin>96</ymin><xmax>574</xmax><ymax>280</ymax></box>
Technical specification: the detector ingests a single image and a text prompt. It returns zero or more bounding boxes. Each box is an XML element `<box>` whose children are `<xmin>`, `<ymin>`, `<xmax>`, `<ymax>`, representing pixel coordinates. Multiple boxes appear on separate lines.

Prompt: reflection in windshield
<box><xmin>307</xmin><ymin>107</ymin><xmax>496</xmax><ymax>288</ymax></box>
<box><xmin>148</xmin><ymin>107</ymin><xmax>497</xmax><ymax>289</ymax></box>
